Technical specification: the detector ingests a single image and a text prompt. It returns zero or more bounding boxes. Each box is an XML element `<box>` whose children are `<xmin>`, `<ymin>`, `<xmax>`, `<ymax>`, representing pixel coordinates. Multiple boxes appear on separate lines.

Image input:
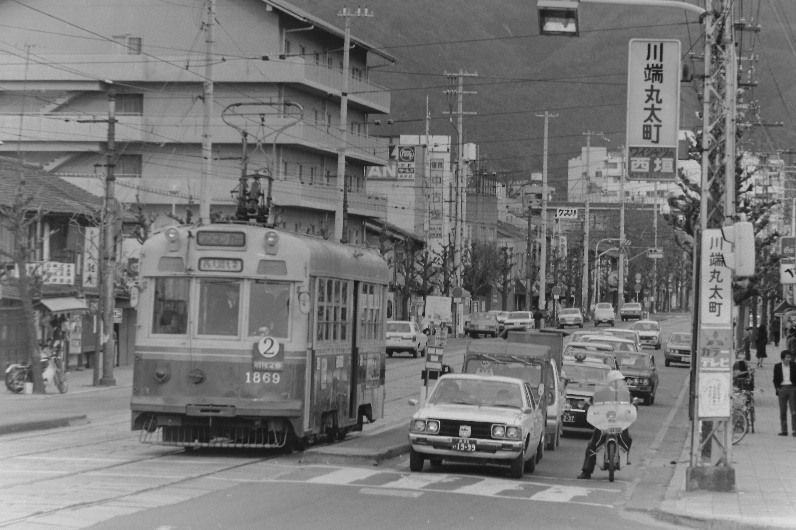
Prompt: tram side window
<box><xmin>153</xmin><ymin>278</ymin><xmax>189</xmax><ymax>334</ymax></box>
<box><xmin>249</xmin><ymin>281</ymin><xmax>290</xmax><ymax>338</ymax></box>
<box><xmin>358</xmin><ymin>283</ymin><xmax>384</xmax><ymax>341</ymax></box>
<box><xmin>315</xmin><ymin>277</ymin><xmax>351</xmax><ymax>343</ymax></box>
<box><xmin>197</xmin><ymin>279</ymin><xmax>241</xmax><ymax>336</ymax></box>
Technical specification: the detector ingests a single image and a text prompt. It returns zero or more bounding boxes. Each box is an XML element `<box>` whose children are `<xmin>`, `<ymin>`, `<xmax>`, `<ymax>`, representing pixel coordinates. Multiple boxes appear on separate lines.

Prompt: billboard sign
<box><xmin>626</xmin><ymin>39</ymin><xmax>681</xmax><ymax>181</ymax></box>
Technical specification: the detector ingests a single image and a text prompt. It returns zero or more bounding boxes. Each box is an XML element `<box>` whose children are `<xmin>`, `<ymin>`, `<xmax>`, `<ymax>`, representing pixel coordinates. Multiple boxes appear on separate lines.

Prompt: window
<box><xmin>358</xmin><ymin>283</ymin><xmax>383</xmax><ymax>341</ymax></box>
<box><xmin>114</xmin><ymin>35</ymin><xmax>142</xmax><ymax>55</ymax></box>
<box><xmin>298</xmin><ymin>164</ymin><xmax>303</xmax><ymax>182</ymax></box>
<box><xmin>314</xmin><ymin>52</ymin><xmax>320</xmax><ymax>64</ymax></box>
<box><xmin>326</xmin><ymin>113</ymin><xmax>332</xmax><ymax>133</ymax></box>
<box><xmin>352</xmin><ymin>67</ymin><xmax>362</xmax><ymax>80</ymax></box>
<box><xmin>315</xmin><ymin>278</ymin><xmax>351</xmax><ymax>343</ymax></box>
<box><xmin>284</xmin><ymin>40</ymin><xmax>291</xmax><ymax>55</ymax></box>
<box><xmin>327</xmin><ymin>56</ymin><xmax>333</xmax><ymax>69</ymax></box>
<box><xmin>152</xmin><ymin>278</ymin><xmax>189</xmax><ymax>334</ymax></box>
<box><xmin>116</xmin><ymin>94</ymin><xmax>143</xmax><ymax>115</ymax></box>
<box><xmin>197</xmin><ymin>279</ymin><xmax>241</xmax><ymax>336</ymax></box>
<box><xmin>310</xmin><ymin>167</ymin><xmax>316</xmax><ymax>182</ymax></box>
<box><xmin>249</xmin><ymin>281</ymin><xmax>290</xmax><ymax>338</ymax></box>
<box><xmin>115</xmin><ymin>154</ymin><xmax>142</xmax><ymax>177</ymax></box>
<box><xmin>299</xmin><ymin>45</ymin><xmax>305</xmax><ymax>57</ymax></box>
<box><xmin>283</xmin><ymin>161</ymin><xmax>288</xmax><ymax>177</ymax></box>
<box><xmin>314</xmin><ymin>109</ymin><xmax>319</xmax><ymax>125</ymax></box>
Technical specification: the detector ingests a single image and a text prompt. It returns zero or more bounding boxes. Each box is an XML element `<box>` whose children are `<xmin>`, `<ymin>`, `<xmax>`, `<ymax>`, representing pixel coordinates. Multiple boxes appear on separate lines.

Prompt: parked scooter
<box><xmin>585</xmin><ymin>398</ymin><xmax>638</xmax><ymax>482</ymax></box>
<box><xmin>5</xmin><ymin>348</ymin><xmax>68</xmax><ymax>394</ymax></box>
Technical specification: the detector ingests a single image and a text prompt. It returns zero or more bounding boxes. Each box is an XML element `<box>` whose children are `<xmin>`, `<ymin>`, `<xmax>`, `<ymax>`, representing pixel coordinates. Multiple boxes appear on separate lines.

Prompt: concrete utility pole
<box><xmin>335</xmin><ymin>7</ymin><xmax>373</xmax><ymax>243</ymax></box>
<box><xmin>199</xmin><ymin>0</ymin><xmax>214</xmax><ymax>225</ymax></box>
<box><xmin>443</xmin><ymin>70</ymin><xmax>477</xmax><ymax>289</ymax></box>
<box><xmin>100</xmin><ymin>89</ymin><xmax>117</xmax><ymax>386</ymax></box>
<box><xmin>536</xmin><ymin>112</ymin><xmax>557</xmax><ymax>312</ymax></box>
<box><xmin>652</xmin><ymin>180</ymin><xmax>658</xmax><ymax>313</ymax></box>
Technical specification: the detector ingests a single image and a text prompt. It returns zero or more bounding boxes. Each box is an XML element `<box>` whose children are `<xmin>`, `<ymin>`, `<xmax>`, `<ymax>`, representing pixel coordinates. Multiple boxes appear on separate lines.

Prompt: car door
<box><xmin>650</xmin><ymin>355</ymin><xmax>658</xmax><ymax>389</ymax></box>
<box><xmin>523</xmin><ymin>383</ymin><xmax>540</xmax><ymax>441</ymax></box>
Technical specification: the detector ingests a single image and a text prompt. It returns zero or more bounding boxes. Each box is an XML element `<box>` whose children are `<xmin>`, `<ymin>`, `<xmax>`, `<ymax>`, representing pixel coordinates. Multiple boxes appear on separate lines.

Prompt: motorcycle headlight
<box><xmin>492</xmin><ymin>424</ymin><xmax>506</xmax><ymax>438</ymax></box>
<box><xmin>577</xmin><ymin>400</ymin><xmax>588</xmax><ymax>409</ymax></box>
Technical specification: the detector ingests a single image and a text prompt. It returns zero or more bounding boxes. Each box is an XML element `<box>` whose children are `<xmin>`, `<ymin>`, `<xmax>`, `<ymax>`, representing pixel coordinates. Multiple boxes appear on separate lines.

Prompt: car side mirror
<box><xmin>632</xmin><ymin>397</ymin><xmax>640</xmax><ymax>406</ymax></box>
<box><xmin>408</xmin><ymin>398</ymin><xmax>419</xmax><ymax>407</ymax></box>
<box><xmin>537</xmin><ymin>383</ymin><xmax>545</xmax><ymax>397</ymax></box>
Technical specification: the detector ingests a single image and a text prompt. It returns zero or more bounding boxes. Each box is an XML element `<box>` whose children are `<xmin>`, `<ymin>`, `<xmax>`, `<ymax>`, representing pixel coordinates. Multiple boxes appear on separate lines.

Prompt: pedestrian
<box><xmin>743</xmin><ymin>326</ymin><xmax>753</xmax><ymax>361</ymax></box>
<box><xmin>773</xmin><ymin>350</ymin><xmax>796</xmax><ymax>436</ymax></box>
<box><xmin>756</xmin><ymin>324</ymin><xmax>768</xmax><ymax>367</ymax></box>
<box><xmin>773</xmin><ymin>317</ymin><xmax>781</xmax><ymax>347</ymax></box>
<box><xmin>533</xmin><ymin>308</ymin><xmax>543</xmax><ymax>330</ymax></box>
<box><xmin>788</xmin><ymin>327</ymin><xmax>796</xmax><ymax>357</ymax></box>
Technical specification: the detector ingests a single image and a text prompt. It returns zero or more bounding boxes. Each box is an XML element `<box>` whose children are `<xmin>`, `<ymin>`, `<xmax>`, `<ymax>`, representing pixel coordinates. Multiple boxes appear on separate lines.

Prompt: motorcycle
<box><xmin>5</xmin><ymin>349</ymin><xmax>68</xmax><ymax>394</ymax></box>
<box><xmin>585</xmin><ymin>399</ymin><xmax>638</xmax><ymax>482</ymax></box>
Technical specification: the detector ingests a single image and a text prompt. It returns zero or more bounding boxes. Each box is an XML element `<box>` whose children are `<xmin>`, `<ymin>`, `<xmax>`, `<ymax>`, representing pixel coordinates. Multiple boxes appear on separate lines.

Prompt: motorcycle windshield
<box><xmin>591</xmin><ymin>380</ymin><xmax>631</xmax><ymax>404</ymax></box>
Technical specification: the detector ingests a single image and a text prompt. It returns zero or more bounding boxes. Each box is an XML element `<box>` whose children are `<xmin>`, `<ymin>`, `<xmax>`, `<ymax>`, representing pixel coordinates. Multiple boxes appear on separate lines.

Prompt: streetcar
<box><xmin>131</xmin><ymin>223</ymin><xmax>389</xmax><ymax>449</ymax></box>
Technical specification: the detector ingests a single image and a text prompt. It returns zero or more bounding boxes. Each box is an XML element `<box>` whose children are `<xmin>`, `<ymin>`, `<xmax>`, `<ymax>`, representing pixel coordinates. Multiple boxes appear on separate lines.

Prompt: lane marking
<box><xmin>359</xmin><ymin>487</ymin><xmax>423</xmax><ymax>498</ymax></box>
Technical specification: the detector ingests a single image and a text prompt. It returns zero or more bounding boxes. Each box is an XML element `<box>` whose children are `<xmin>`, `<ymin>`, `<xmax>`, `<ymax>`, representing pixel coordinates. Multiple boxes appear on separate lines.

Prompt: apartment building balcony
<box><xmin>270</xmin><ymin>179</ymin><xmax>388</xmax><ymax>219</ymax></box>
<box><xmin>0</xmin><ymin>112</ymin><xmax>390</xmax><ymax>166</ymax></box>
<box><xmin>0</xmin><ymin>55</ymin><xmax>389</xmax><ymax>113</ymax></box>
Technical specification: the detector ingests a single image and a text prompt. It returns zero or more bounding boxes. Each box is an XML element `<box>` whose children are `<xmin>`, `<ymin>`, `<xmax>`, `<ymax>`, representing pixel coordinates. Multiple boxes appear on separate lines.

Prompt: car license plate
<box><xmin>452</xmin><ymin>438</ymin><xmax>476</xmax><ymax>452</ymax></box>
<box><xmin>563</xmin><ymin>413</ymin><xmax>575</xmax><ymax>423</ymax></box>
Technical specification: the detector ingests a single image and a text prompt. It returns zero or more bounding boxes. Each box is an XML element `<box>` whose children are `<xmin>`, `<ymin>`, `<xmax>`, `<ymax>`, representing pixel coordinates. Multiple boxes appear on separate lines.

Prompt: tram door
<box><xmin>349</xmin><ymin>281</ymin><xmax>362</xmax><ymax>420</ymax></box>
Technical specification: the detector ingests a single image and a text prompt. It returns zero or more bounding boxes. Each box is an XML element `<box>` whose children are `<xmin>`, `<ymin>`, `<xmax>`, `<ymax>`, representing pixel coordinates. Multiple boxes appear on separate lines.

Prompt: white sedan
<box><xmin>408</xmin><ymin>373</ymin><xmax>546</xmax><ymax>479</ymax></box>
<box><xmin>386</xmin><ymin>320</ymin><xmax>428</xmax><ymax>358</ymax></box>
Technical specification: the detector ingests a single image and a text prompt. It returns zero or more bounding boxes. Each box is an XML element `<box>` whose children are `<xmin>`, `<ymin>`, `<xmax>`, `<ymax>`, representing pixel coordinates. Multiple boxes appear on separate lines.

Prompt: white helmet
<box><xmin>606</xmin><ymin>370</ymin><xmax>625</xmax><ymax>383</ymax></box>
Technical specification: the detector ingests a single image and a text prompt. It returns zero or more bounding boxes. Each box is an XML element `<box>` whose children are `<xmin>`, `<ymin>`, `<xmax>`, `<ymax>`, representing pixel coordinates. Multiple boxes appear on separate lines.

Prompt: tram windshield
<box><xmin>152</xmin><ymin>278</ymin><xmax>189</xmax><ymax>334</ymax></box>
<box><xmin>248</xmin><ymin>281</ymin><xmax>290</xmax><ymax>338</ymax></box>
<box><xmin>198</xmin><ymin>279</ymin><xmax>241</xmax><ymax>336</ymax></box>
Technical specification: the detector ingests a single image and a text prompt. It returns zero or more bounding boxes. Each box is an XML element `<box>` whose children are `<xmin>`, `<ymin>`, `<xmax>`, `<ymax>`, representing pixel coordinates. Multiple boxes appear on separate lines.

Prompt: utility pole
<box><xmin>78</xmin><ymin>86</ymin><xmax>117</xmax><ymax>386</ymax></box>
<box><xmin>199</xmin><ymin>0</ymin><xmax>214</xmax><ymax>225</ymax></box>
<box><xmin>536</xmin><ymin>112</ymin><xmax>557</xmax><ymax>313</ymax></box>
<box><xmin>443</xmin><ymin>70</ymin><xmax>477</xmax><ymax>288</ymax></box>
<box><xmin>652</xmin><ymin>180</ymin><xmax>658</xmax><ymax>313</ymax></box>
<box><xmin>526</xmin><ymin>186</ymin><xmax>533</xmax><ymax>311</ymax></box>
<box><xmin>581</xmin><ymin>132</ymin><xmax>603</xmax><ymax>313</ymax></box>
<box><xmin>618</xmin><ymin>148</ymin><xmax>626</xmax><ymax>311</ymax></box>
<box><xmin>335</xmin><ymin>7</ymin><xmax>373</xmax><ymax>243</ymax></box>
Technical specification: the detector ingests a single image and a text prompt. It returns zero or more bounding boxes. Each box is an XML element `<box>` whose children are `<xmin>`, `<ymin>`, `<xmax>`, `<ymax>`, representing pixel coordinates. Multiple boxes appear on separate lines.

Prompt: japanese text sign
<box><xmin>699</xmin><ymin>229</ymin><xmax>732</xmax><ymax>326</ymax></box>
<box><xmin>626</xmin><ymin>39</ymin><xmax>681</xmax><ymax>181</ymax></box>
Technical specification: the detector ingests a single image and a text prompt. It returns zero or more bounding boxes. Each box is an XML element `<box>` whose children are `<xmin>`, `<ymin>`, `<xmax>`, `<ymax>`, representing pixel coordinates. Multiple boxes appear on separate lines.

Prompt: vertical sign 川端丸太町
<box><xmin>626</xmin><ymin>39</ymin><xmax>681</xmax><ymax>181</ymax></box>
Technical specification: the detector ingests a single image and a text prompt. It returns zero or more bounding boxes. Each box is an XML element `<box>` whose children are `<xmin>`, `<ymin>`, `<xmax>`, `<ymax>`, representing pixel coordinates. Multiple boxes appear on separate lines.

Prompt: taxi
<box><xmin>408</xmin><ymin>373</ymin><xmax>546</xmax><ymax>479</ymax></box>
<box><xmin>616</xmin><ymin>351</ymin><xmax>659</xmax><ymax>405</ymax></box>
<box><xmin>631</xmin><ymin>320</ymin><xmax>662</xmax><ymax>350</ymax></box>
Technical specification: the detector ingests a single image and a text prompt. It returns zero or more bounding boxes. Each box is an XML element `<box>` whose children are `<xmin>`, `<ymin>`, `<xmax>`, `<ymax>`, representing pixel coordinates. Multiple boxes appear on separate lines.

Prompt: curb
<box><xmin>299</xmin><ymin>441</ymin><xmax>410</xmax><ymax>466</ymax></box>
<box><xmin>0</xmin><ymin>415</ymin><xmax>89</xmax><ymax>436</ymax></box>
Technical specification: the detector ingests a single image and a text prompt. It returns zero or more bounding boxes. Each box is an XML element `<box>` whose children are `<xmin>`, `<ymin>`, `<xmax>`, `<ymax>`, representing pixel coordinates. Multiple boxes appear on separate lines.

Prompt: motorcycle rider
<box><xmin>577</xmin><ymin>370</ymin><xmax>633</xmax><ymax>479</ymax></box>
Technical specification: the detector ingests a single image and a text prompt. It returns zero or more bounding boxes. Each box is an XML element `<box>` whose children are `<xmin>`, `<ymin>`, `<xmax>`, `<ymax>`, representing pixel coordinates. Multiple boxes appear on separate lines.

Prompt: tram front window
<box><xmin>249</xmin><ymin>281</ymin><xmax>289</xmax><ymax>337</ymax></box>
<box><xmin>153</xmin><ymin>278</ymin><xmax>190</xmax><ymax>334</ymax></box>
<box><xmin>198</xmin><ymin>279</ymin><xmax>241</xmax><ymax>336</ymax></box>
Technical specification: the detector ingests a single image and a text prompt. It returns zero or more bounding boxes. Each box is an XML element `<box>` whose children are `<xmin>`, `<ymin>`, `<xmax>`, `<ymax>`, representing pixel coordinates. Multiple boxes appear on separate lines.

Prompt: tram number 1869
<box><xmin>245</xmin><ymin>372</ymin><xmax>281</xmax><ymax>384</ymax></box>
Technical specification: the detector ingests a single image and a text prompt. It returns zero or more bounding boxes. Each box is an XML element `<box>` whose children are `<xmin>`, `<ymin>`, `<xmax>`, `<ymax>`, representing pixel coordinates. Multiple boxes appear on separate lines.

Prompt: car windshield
<box><xmin>633</xmin><ymin>322</ymin><xmax>659</xmax><ymax>331</ymax></box>
<box><xmin>619</xmin><ymin>355</ymin><xmax>650</xmax><ymax>369</ymax></box>
<box><xmin>587</xmin><ymin>338</ymin><xmax>634</xmax><ymax>352</ymax></box>
<box><xmin>473</xmin><ymin>313</ymin><xmax>496</xmax><ymax>321</ymax></box>
<box><xmin>508</xmin><ymin>312</ymin><xmax>529</xmax><ymax>319</ymax></box>
<box><xmin>560</xmin><ymin>309</ymin><xmax>580</xmax><ymax>316</ymax></box>
<box><xmin>387</xmin><ymin>322</ymin><xmax>411</xmax><ymax>333</ymax></box>
<box><xmin>596</xmin><ymin>303</ymin><xmax>612</xmax><ymax>309</ymax></box>
<box><xmin>670</xmin><ymin>333</ymin><xmax>691</xmax><ymax>343</ymax></box>
<box><xmin>624</xmin><ymin>304</ymin><xmax>641</xmax><ymax>310</ymax></box>
<box><xmin>604</xmin><ymin>330</ymin><xmax>637</xmax><ymax>341</ymax></box>
<box><xmin>463</xmin><ymin>357</ymin><xmax>543</xmax><ymax>387</ymax></box>
<box><xmin>563</xmin><ymin>364</ymin><xmax>610</xmax><ymax>386</ymax></box>
<box><xmin>430</xmin><ymin>378</ymin><xmax>524</xmax><ymax>408</ymax></box>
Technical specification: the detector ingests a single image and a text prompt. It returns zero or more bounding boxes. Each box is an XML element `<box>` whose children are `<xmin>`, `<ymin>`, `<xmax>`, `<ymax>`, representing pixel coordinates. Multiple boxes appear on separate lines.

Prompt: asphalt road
<box><xmin>0</xmin><ymin>312</ymin><xmax>693</xmax><ymax>529</ymax></box>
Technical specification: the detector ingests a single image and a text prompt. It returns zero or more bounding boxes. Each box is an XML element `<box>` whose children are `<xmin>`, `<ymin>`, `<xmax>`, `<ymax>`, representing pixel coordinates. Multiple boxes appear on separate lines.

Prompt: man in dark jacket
<box><xmin>773</xmin><ymin>350</ymin><xmax>796</xmax><ymax>436</ymax></box>
<box><xmin>533</xmin><ymin>309</ymin><xmax>544</xmax><ymax>329</ymax></box>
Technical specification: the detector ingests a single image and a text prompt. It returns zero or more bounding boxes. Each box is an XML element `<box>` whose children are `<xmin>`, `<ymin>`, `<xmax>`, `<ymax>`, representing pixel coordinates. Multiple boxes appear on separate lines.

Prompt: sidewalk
<box><xmin>3</xmin><ymin>358</ymin><xmax>796</xmax><ymax>529</ymax></box>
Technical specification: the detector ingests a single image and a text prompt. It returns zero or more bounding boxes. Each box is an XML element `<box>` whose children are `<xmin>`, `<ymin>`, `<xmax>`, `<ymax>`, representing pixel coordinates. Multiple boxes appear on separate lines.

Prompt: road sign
<box><xmin>648</xmin><ymin>247</ymin><xmax>663</xmax><ymax>259</ymax></box>
<box><xmin>551</xmin><ymin>286</ymin><xmax>562</xmax><ymax>296</ymax></box>
<box><xmin>626</xmin><ymin>39</ymin><xmax>681</xmax><ymax>181</ymax></box>
<box><xmin>782</xmin><ymin>236</ymin><xmax>796</xmax><ymax>257</ymax></box>
<box><xmin>555</xmin><ymin>208</ymin><xmax>578</xmax><ymax>219</ymax></box>
<box><xmin>634</xmin><ymin>283</ymin><xmax>642</xmax><ymax>293</ymax></box>
<box><xmin>426</xmin><ymin>347</ymin><xmax>444</xmax><ymax>371</ymax></box>
<box><xmin>781</xmin><ymin>263</ymin><xmax>796</xmax><ymax>285</ymax></box>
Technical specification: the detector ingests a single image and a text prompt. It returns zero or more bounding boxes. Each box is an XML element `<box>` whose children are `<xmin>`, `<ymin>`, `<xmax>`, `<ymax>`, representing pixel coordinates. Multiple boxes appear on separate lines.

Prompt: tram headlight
<box><xmin>165</xmin><ymin>227</ymin><xmax>180</xmax><ymax>251</ymax></box>
<box><xmin>264</xmin><ymin>231</ymin><xmax>279</xmax><ymax>255</ymax></box>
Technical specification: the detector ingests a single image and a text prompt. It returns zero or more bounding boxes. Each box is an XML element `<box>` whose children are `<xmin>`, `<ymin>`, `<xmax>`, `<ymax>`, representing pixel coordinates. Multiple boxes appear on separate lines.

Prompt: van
<box><xmin>463</xmin><ymin>339</ymin><xmax>566</xmax><ymax>451</ymax></box>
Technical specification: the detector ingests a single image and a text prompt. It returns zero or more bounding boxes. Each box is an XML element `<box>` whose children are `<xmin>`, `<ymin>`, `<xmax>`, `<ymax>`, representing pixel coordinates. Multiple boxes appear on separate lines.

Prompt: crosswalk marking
<box><xmin>262</xmin><ymin>464</ymin><xmax>620</xmax><ymax>506</ymax></box>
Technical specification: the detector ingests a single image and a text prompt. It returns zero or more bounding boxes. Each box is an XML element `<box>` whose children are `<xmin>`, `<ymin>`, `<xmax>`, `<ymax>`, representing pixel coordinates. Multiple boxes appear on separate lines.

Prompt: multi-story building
<box><xmin>0</xmin><ymin>0</ymin><xmax>395</xmax><ymax>244</ymax></box>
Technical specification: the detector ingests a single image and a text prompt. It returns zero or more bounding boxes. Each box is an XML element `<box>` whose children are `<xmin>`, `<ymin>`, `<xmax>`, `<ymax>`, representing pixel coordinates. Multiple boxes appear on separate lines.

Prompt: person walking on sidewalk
<box><xmin>756</xmin><ymin>324</ymin><xmax>768</xmax><ymax>368</ymax></box>
<box><xmin>773</xmin><ymin>350</ymin><xmax>796</xmax><ymax>436</ymax></box>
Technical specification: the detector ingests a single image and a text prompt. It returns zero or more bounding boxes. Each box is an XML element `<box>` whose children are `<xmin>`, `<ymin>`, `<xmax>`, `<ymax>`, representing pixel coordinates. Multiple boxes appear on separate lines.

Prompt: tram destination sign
<box><xmin>196</xmin><ymin>231</ymin><xmax>246</xmax><ymax>247</ymax></box>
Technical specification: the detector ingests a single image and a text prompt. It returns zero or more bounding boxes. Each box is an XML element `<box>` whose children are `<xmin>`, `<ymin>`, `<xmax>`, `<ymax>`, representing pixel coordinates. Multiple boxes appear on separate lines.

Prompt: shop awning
<box><xmin>40</xmin><ymin>297</ymin><xmax>89</xmax><ymax>314</ymax></box>
<box><xmin>773</xmin><ymin>301</ymin><xmax>796</xmax><ymax>316</ymax></box>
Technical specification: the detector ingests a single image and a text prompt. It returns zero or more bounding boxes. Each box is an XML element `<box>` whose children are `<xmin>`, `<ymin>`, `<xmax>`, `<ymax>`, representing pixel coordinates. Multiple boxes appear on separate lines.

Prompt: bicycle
<box><xmin>731</xmin><ymin>375</ymin><xmax>756</xmax><ymax>445</ymax></box>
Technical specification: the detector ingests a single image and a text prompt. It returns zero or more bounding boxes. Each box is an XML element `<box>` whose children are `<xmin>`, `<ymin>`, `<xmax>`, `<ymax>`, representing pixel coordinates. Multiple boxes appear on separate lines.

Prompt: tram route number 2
<box><xmin>245</xmin><ymin>371</ymin><xmax>281</xmax><ymax>384</ymax></box>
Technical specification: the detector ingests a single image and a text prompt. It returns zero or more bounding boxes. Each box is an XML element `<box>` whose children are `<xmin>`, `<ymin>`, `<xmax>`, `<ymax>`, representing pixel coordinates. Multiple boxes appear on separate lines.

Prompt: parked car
<box><xmin>408</xmin><ymin>373</ymin><xmax>546</xmax><ymax>478</ymax></box>
<box><xmin>561</xmin><ymin>358</ymin><xmax>612</xmax><ymax>434</ymax></box>
<box><xmin>487</xmin><ymin>310</ymin><xmax>509</xmax><ymax>332</ymax></box>
<box><xmin>593</xmin><ymin>302</ymin><xmax>615</xmax><ymax>327</ymax></box>
<box><xmin>600</xmin><ymin>328</ymin><xmax>642</xmax><ymax>351</ymax></box>
<box><xmin>619</xmin><ymin>302</ymin><xmax>643</xmax><ymax>321</ymax></box>
<box><xmin>386</xmin><ymin>320</ymin><xmax>428</xmax><ymax>358</ymax></box>
<box><xmin>557</xmin><ymin>308</ymin><xmax>584</xmax><ymax>329</ymax></box>
<box><xmin>664</xmin><ymin>332</ymin><xmax>693</xmax><ymax>367</ymax></box>
<box><xmin>616</xmin><ymin>351</ymin><xmax>659</xmax><ymax>405</ymax></box>
<box><xmin>631</xmin><ymin>319</ymin><xmax>662</xmax><ymax>349</ymax></box>
<box><xmin>503</xmin><ymin>311</ymin><xmax>534</xmax><ymax>331</ymax></box>
<box><xmin>464</xmin><ymin>312</ymin><xmax>500</xmax><ymax>338</ymax></box>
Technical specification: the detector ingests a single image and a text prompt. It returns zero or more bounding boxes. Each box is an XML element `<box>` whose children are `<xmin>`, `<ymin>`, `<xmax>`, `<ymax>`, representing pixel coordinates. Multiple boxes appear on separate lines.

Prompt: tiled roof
<box><xmin>0</xmin><ymin>157</ymin><xmax>102</xmax><ymax>215</ymax></box>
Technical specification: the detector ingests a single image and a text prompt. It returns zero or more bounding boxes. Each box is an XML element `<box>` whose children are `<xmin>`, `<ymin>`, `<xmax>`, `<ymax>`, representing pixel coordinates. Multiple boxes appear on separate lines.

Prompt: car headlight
<box><xmin>641</xmin><ymin>378</ymin><xmax>649</xmax><ymax>385</ymax></box>
<box><xmin>492</xmin><ymin>424</ymin><xmax>506</xmax><ymax>438</ymax></box>
<box><xmin>505</xmin><ymin>426</ymin><xmax>521</xmax><ymax>439</ymax></box>
<box><xmin>577</xmin><ymin>400</ymin><xmax>588</xmax><ymax>409</ymax></box>
<box><xmin>411</xmin><ymin>419</ymin><xmax>439</xmax><ymax>433</ymax></box>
